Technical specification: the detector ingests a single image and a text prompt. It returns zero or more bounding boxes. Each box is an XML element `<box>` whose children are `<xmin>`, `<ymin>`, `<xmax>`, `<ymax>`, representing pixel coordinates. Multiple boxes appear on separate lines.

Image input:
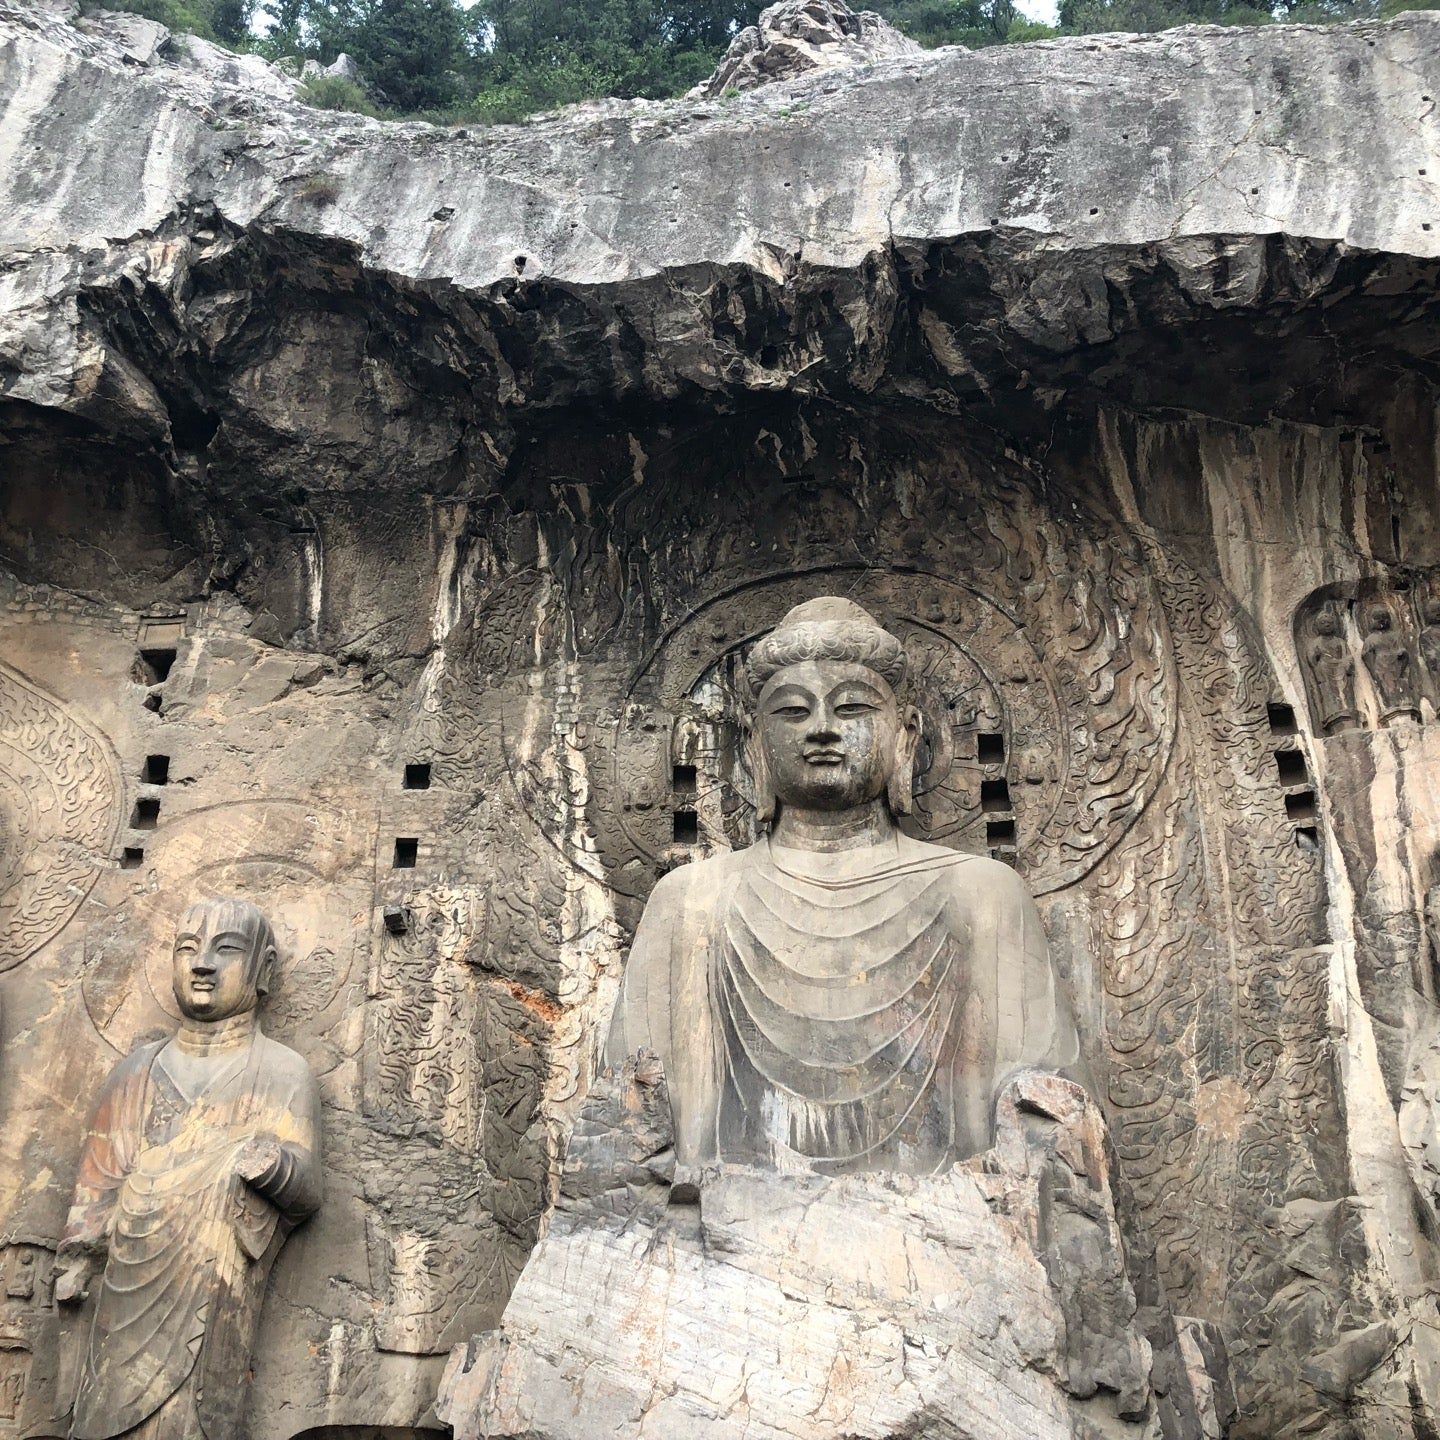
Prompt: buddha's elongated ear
<box><xmin>745</xmin><ymin>723</ymin><xmax>777</xmax><ymax>826</ymax></box>
<box><xmin>255</xmin><ymin>943</ymin><xmax>278</xmax><ymax>999</ymax></box>
<box><xmin>886</xmin><ymin>705</ymin><xmax>922</xmax><ymax>818</ymax></box>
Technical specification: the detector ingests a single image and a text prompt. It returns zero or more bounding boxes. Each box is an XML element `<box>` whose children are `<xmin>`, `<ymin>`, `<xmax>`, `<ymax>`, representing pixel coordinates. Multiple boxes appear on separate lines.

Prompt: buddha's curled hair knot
<box><xmin>746</xmin><ymin>596</ymin><xmax>907</xmax><ymax>693</ymax></box>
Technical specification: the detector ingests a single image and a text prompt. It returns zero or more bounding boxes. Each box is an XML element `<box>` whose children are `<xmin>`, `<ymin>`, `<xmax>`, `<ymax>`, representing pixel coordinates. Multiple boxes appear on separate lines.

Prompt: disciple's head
<box><xmin>1368</xmin><ymin>605</ymin><xmax>1394</xmax><ymax>634</ymax></box>
<box><xmin>745</xmin><ymin>597</ymin><xmax>919</xmax><ymax>822</ymax></box>
<box><xmin>171</xmin><ymin>896</ymin><xmax>278</xmax><ymax>1022</ymax></box>
<box><xmin>1313</xmin><ymin>607</ymin><xmax>1340</xmax><ymax>638</ymax></box>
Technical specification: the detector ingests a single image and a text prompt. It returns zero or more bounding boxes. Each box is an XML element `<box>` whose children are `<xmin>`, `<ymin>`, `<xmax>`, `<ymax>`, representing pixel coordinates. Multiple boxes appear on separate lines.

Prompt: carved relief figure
<box><xmin>1418</xmin><ymin>595</ymin><xmax>1440</xmax><ymax>708</ymax></box>
<box><xmin>1361</xmin><ymin>601</ymin><xmax>1421</xmax><ymax>726</ymax></box>
<box><xmin>607</xmin><ymin>596</ymin><xmax>1084</xmax><ymax>1173</ymax></box>
<box><xmin>55</xmin><ymin>898</ymin><xmax>321</xmax><ymax>1440</ymax></box>
<box><xmin>1304</xmin><ymin>603</ymin><xmax>1359</xmax><ymax>734</ymax></box>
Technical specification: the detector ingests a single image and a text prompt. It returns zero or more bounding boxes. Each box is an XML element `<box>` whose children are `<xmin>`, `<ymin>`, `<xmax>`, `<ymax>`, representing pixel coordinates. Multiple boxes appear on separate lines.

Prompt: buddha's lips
<box><xmin>804</xmin><ymin>751</ymin><xmax>845</xmax><ymax>765</ymax></box>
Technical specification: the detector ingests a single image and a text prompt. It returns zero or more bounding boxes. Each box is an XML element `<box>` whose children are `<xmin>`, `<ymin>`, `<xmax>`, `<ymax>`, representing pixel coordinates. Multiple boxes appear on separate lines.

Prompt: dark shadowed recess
<box><xmin>4</xmin><ymin>217</ymin><xmax>1438</xmax><ymax>641</ymax></box>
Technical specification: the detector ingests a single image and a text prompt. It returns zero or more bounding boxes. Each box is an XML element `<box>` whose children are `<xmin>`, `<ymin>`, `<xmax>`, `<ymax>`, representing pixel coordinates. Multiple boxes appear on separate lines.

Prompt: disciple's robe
<box><xmin>608</xmin><ymin>834</ymin><xmax>1082</xmax><ymax>1174</ymax></box>
<box><xmin>62</xmin><ymin>1022</ymin><xmax>321</xmax><ymax>1440</ymax></box>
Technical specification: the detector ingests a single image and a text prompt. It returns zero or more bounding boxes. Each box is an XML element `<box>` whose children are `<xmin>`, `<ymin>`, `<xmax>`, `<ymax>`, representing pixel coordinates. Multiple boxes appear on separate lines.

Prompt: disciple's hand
<box><xmin>53</xmin><ymin>1250</ymin><xmax>93</xmax><ymax>1306</ymax></box>
<box><xmin>235</xmin><ymin>1135</ymin><xmax>284</xmax><ymax>1187</ymax></box>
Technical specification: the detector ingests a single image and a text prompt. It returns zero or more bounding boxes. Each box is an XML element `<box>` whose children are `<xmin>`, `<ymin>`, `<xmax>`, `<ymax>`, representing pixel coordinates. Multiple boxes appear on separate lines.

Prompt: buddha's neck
<box><xmin>173</xmin><ymin>1009</ymin><xmax>258</xmax><ymax>1056</ymax></box>
<box><xmin>770</xmin><ymin>800</ymin><xmax>894</xmax><ymax>853</ymax></box>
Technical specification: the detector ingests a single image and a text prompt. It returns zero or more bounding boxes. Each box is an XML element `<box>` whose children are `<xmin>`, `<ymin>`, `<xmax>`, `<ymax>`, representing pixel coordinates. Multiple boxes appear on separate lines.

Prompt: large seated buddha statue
<box><xmin>440</xmin><ymin>598</ymin><xmax>1226</xmax><ymax>1440</ymax></box>
<box><xmin>608</xmin><ymin>596</ymin><xmax>1084</xmax><ymax>1177</ymax></box>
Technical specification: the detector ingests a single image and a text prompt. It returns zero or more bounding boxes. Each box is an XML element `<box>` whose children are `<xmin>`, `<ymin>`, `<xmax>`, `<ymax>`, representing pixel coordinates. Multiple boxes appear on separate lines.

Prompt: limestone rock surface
<box><xmin>2</xmin><ymin>4</ymin><xmax>1440</xmax><ymax>1440</ymax></box>
<box><xmin>690</xmin><ymin>0</ymin><xmax>923</xmax><ymax>98</ymax></box>
<box><xmin>438</xmin><ymin>1061</ymin><xmax>1215</xmax><ymax>1440</ymax></box>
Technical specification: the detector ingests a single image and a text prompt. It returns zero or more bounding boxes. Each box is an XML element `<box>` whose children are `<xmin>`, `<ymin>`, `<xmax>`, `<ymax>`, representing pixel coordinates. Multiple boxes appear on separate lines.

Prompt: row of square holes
<box><xmin>121</xmin><ymin>752</ymin><xmax>171</xmax><ymax>869</ymax></box>
<box><xmin>666</xmin><ymin>736</ymin><xmax>1019</xmax><ymax>855</ymax></box>
<box><xmin>121</xmin><ymin>640</ymin><xmax>180</xmax><ymax>869</ymax></box>
<box><xmin>391</xmin><ymin>763</ymin><xmax>433</xmax><ymax>866</ymax></box>
<box><xmin>376</xmin><ymin>707</ymin><xmax>1325</xmax><ymax>874</ymax></box>
<box><xmin>1267</xmin><ymin>703</ymin><xmax>1320</xmax><ymax>851</ymax></box>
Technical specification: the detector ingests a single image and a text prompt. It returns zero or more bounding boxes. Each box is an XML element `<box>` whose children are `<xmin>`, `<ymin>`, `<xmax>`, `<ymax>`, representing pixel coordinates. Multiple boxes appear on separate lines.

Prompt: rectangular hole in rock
<box><xmin>673</xmin><ymin>810</ymin><xmax>699</xmax><ymax>845</ymax></box>
<box><xmin>986</xmin><ymin>818</ymin><xmax>1017</xmax><ymax>849</ymax></box>
<box><xmin>143</xmin><ymin>754</ymin><xmax>170</xmax><ymax>785</ymax></box>
<box><xmin>135</xmin><ymin>648</ymin><xmax>177</xmax><ymax>685</ymax></box>
<box><xmin>131</xmin><ymin>798</ymin><xmax>160</xmax><ymax>830</ymax></box>
<box><xmin>978</xmin><ymin>732</ymin><xmax>1005</xmax><ymax>765</ymax></box>
<box><xmin>392</xmin><ymin>837</ymin><xmax>419</xmax><ymax>869</ymax></box>
<box><xmin>1295</xmin><ymin>825</ymin><xmax>1320</xmax><ymax>854</ymax></box>
<box><xmin>673</xmin><ymin>764</ymin><xmax>697</xmax><ymax>800</ymax></box>
<box><xmin>980</xmin><ymin>778</ymin><xmax>1012</xmax><ymax>813</ymax></box>
<box><xmin>1275</xmin><ymin>749</ymin><xmax>1309</xmax><ymax>786</ymax></box>
<box><xmin>142</xmin><ymin>692</ymin><xmax>162</xmax><ymax>714</ymax></box>
<box><xmin>403</xmin><ymin>762</ymin><xmax>432</xmax><ymax>790</ymax></box>
<box><xmin>1266</xmin><ymin>702</ymin><xmax>1298</xmax><ymax>737</ymax></box>
<box><xmin>1285</xmin><ymin>791</ymin><xmax>1317</xmax><ymax>823</ymax></box>
<box><xmin>121</xmin><ymin>847</ymin><xmax>144</xmax><ymax>870</ymax></box>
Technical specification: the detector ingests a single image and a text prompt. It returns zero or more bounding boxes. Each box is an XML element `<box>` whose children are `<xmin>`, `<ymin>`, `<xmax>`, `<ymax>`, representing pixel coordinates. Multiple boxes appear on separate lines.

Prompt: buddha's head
<box><xmin>171</xmin><ymin>896</ymin><xmax>277</xmax><ymax>1023</ymax></box>
<box><xmin>745</xmin><ymin>597</ymin><xmax>919</xmax><ymax>823</ymax></box>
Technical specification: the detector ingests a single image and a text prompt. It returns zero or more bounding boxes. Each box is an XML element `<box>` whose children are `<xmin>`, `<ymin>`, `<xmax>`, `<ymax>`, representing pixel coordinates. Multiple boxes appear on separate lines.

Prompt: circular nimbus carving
<box><xmin>500</xmin><ymin>562</ymin><xmax>1177</xmax><ymax>900</ymax></box>
<box><xmin>80</xmin><ymin>803</ymin><xmax>365</xmax><ymax>1056</ymax></box>
<box><xmin>0</xmin><ymin>661</ymin><xmax>123</xmax><ymax>970</ymax></box>
<box><xmin>611</xmin><ymin>572</ymin><xmax>1064</xmax><ymax>868</ymax></box>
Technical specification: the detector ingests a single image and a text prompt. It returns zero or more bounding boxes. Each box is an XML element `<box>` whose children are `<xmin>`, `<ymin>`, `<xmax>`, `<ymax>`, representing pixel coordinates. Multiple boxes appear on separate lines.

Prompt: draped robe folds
<box><xmin>61</xmin><ymin>1023</ymin><xmax>321</xmax><ymax>1440</ymax></box>
<box><xmin>608</xmin><ymin>835</ymin><xmax>1083</xmax><ymax>1173</ymax></box>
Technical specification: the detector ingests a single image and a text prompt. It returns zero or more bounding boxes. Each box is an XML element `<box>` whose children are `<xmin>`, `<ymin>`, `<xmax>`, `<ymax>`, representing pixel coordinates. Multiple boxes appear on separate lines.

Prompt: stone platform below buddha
<box><xmin>438</xmin><ymin>1059</ymin><xmax>1228</xmax><ymax>1440</ymax></box>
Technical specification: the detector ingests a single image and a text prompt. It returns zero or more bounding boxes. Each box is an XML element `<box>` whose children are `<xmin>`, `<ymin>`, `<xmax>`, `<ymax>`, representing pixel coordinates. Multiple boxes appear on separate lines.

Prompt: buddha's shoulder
<box><xmin>899</xmin><ymin>838</ymin><xmax>1033</xmax><ymax>905</ymax></box>
<box><xmin>644</xmin><ymin>847</ymin><xmax>751</xmax><ymax>913</ymax></box>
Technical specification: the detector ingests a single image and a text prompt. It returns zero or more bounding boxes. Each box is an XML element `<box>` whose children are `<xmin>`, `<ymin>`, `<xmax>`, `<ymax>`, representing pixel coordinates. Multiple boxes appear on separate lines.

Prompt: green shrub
<box><xmin>297</xmin><ymin>73</ymin><xmax>379</xmax><ymax>114</ymax></box>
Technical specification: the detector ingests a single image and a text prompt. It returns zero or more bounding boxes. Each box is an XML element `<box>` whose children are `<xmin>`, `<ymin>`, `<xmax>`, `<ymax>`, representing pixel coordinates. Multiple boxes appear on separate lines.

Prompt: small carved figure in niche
<box><xmin>1304</xmin><ymin>604</ymin><xmax>1359</xmax><ymax>734</ymax></box>
<box><xmin>1360</xmin><ymin>601</ymin><xmax>1421</xmax><ymax>726</ymax></box>
<box><xmin>1425</xmin><ymin>884</ymin><xmax>1440</xmax><ymax>977</ymax></box>
<box><xmin>55</xmin><ymin>898</ymin><xmax>321</xmax><ymax>1440</ymax></box>
<box><xmin>608</xmin><ymin>597</ymin><xmax>1083</xmax><ymax>1174</ymax></box>
<box><xmin>1417</xmin><ymin>595</ymin><xmax>1440</xmax><ymax>705</ymax></box>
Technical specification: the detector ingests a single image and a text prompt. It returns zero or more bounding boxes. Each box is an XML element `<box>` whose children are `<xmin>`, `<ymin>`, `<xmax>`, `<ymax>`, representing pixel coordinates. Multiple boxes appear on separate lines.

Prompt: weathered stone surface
<box><xmin>690</xmin><ymin>0</ymin><xmax>923</xmax><ymax>98</ymax></box>
<box><xmin>439</xmin><ymin>1060</ymin><xmax>1193</xmax><ymax>1440</ymax></box>
<box><xmin>3</xmin><ymin>2</ymin><xmax>1440</xmax><ymax>1438</ymax></box>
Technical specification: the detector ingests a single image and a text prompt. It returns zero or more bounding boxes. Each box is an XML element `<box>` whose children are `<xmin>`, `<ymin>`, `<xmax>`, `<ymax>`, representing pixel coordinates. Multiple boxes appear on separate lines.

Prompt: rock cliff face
<box><xmin>3</xmin><ymin>2</ymin><xmax>1440</xmax><ymax>1438</ymax></box>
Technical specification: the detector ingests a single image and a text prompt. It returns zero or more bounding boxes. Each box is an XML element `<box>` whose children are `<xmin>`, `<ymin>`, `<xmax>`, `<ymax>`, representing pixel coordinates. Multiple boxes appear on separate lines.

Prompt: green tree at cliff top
<box><xmin>96</xmin><ymin>0</ymin><xmax>1435</xmax><ymax>123</ymax></box>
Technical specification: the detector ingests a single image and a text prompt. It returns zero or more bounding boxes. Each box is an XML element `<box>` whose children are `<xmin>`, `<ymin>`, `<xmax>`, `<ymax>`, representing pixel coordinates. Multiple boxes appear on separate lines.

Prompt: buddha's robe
<box><xmin>608</xmin><ymin>834</ymin><xmax>1082</xmax><ymax>1174</ymax></box>
<box><xmin>62</xmin><ymin>1022</ymin><xmax>321</xmax><ymax>1440</ymax></box>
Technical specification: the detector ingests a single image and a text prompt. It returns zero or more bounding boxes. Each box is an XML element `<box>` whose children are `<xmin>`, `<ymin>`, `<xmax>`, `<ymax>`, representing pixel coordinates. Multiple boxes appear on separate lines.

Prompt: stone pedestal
<box><xmin>439</xmin><ymin>1059</ymin><xmax>1227</xmax><ymax>1440</ymax></box>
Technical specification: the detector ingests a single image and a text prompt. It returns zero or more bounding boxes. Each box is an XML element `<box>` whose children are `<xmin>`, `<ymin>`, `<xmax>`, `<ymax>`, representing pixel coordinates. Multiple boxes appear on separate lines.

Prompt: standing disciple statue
<box><xmin>1361</xmin><ymin>600</ymin><xmax>1421</xmax><ymax>727</ymax></box>
<box><xmin>1305</xmin><ymin>603</ymin><xmax>1360</xmax><ymax>735</ymax></box>
<box><xmin>55</xmin><ymin>898</ymin><xmax>322</xmax><ymax>1440</ymax></box>
<box><xmin>607</xmin><ymin>595</ymin><xmax>1084</xmax><ymax>1173</ymax></box>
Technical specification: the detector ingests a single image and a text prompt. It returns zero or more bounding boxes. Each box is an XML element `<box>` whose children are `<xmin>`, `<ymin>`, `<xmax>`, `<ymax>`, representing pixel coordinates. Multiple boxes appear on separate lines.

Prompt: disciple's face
<box><xmin>757</xmin><ymin>660</ymin><xmax>903</xmax><ymax>813</ymax></box>
<box><xmin>1314</xmin><ymin>610</ymin><xmax>1339</xmax><ymax>637</ymax></box>
<box><xmin>172</xmin><ymin>904</ymin><xmax>265</xmax><ymax>1022</ymax></box>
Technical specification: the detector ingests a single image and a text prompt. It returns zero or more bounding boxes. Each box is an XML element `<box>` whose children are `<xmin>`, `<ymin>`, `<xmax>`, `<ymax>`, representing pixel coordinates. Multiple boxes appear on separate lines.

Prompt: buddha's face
<box><xmin>756</xmin><ymin>660</ymin><xmax>904</xmax><ymax>813</ymax></box>
<box><xmin>172</xmin><ymin>902</ymin><xmax>269</xmax><ymax>1022</ymax></box>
